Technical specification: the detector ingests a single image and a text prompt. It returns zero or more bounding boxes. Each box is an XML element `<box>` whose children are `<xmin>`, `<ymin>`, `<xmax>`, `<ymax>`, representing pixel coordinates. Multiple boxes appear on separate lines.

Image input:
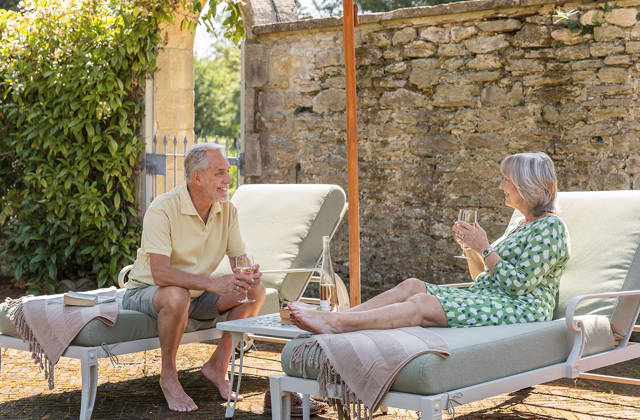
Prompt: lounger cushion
<box><xmin>212</xmin><ymin>184</ymin><xmax>346</xmax><ymax>303</ymax></box>
<box><xmin>281</xmin><ymin>316</ymin><xmax>614</xmax><ymax>395</ymax></box>
<box><xmin>0</xmin><ymin>287</ymin><xmax>279</xmax><ymax>346</ymax></box>
<box><xmin>545</xmin><ymin>191</ymin><xmax>640</xmax><ymax>319</ymax></box>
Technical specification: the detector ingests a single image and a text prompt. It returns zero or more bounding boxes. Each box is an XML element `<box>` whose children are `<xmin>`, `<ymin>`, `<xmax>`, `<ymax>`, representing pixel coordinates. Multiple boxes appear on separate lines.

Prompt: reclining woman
<box><xmin>289</xmin><ymin>152</ymin><xmax>570</xmax><ymax>333</ymax></box>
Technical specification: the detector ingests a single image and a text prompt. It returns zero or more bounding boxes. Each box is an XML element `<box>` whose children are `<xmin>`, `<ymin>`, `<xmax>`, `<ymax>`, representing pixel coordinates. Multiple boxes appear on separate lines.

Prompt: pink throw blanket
<box><xmin>290</xmin><ymin>327</ymin><xmax>451</xmax><ymax>419</ymax></box>
<box><xmin>3</xmin><ymin>287</ymin><xmax>118</xmax><ymax>389</ymax></box>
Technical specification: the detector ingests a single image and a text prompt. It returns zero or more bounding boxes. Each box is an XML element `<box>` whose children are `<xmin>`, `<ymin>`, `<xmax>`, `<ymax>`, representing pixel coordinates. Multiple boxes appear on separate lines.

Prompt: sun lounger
<box><xmin>0</xmin><ymin>183</ymin><xmax>347</xmax><ymax>420</ymax></box>
<box><xmin>271</xmin><ymin>190</ymin><xmax>640</xmax><ymax>420</ymax></box>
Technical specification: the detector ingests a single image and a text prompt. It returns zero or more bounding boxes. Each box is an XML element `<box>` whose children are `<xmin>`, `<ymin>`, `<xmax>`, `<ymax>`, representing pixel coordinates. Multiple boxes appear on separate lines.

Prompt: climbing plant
<box><xmin>0</xmin><ymin>0</ymin><xmax>243</xmax><ymax>292</ymax></box>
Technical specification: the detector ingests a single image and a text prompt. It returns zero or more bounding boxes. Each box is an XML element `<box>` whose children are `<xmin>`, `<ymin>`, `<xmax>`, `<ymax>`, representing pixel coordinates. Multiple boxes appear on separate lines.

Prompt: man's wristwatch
<box><xmin>481</xmin><ymin>246</ymin><xmax>496</xmax><ymax>260</ymax></box>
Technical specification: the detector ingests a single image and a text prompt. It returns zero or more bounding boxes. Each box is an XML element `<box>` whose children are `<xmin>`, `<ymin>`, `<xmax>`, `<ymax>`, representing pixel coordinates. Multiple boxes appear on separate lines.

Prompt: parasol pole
<box><xmin>342</xmin><ymin>0</ymin><xmax>361</xmax><ymax>306</ymax></box>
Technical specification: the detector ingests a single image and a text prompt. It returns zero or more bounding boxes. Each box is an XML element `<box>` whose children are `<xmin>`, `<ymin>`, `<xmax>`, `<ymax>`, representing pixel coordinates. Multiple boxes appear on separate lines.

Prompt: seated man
<box><xmin>122</xmin><ymin>143</ymin><xmax>265</xmax><ymax>412</ymax></box>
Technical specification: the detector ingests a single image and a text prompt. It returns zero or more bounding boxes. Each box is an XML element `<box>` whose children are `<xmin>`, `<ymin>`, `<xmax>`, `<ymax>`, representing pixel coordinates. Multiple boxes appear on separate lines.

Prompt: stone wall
<box><xmin>244</xmin><ymin>0</ymin><xmax>640</xmax><ymax>299</ymax></box>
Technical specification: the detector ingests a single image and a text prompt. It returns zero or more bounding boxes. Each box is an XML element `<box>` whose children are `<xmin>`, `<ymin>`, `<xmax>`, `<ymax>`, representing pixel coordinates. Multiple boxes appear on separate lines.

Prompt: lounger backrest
<box><xmin>508</xmin><ymin>191</ymin><xmax>640</xmax><ymax>326</ymax></box>
<box><xmin>211</xmin><ymin>184</ymin><xmax>346</xmax><ymax>303</ymax></box>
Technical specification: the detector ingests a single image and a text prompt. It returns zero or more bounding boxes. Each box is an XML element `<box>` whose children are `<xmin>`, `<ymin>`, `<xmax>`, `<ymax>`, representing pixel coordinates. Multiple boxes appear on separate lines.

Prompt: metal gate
<box><xmin>144</xmin><ymin>135</ymin><xmax>243</xmax><ymax>210</ymax></box>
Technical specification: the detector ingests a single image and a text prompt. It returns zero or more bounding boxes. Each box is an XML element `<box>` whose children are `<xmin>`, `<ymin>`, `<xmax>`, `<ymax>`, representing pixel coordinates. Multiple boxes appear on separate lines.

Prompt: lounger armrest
<box><xmin>565</xmin><ymin>289</ymin><xmax>640</xmax><ymax>333</ymax></box>
<box><xmin>118</xmin><ymin>265</ymin><xmax>133</xmax><ymax>288</ymax></box>
<box><xmin>564</xmin><ymin>289</ymin><xmax>640</xmax><ymax>378</ymax></box>
<box><xmin>260</xmin><ymin>268</ymin><xmax>321</xmax><ymax>276</ymax></box>
<box><xmin>264</xmin><ymin>268</ymin><xmax>350</xmax><ymax>311</ymax></box>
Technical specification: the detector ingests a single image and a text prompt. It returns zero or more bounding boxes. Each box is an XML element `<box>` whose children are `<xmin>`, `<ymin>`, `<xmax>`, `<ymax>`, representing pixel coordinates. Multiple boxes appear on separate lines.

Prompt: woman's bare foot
<box><xmin>202</xmin><ymin>362</ymin><xmax>244</xmax><ymax>401</ymax></box>
<box><xmin>288</xmin><ymin>302</ymin><xmax>341</xmax><ymax>334</ymax></box>
<box><xmin>290</xmin><ymin>301</ymin><xmax>317</xmax><ymax>310</ymax></box>
<box><xmin>287</xmin><ymin>301</ymin><xmax>316</xmax><ymax>324</ymax></box>
<box><xmin>159</xmin><ymin>375</ymin><xmax>198</xmax><ymax>412</ymax></box>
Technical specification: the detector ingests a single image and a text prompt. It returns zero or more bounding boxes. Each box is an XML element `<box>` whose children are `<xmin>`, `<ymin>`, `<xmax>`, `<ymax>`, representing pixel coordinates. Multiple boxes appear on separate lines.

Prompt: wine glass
<box><xmin>454</xmin><ymin>209</ymin><xmax>477</xmax><ymax>260</ymax></box>
<box><xmin>232</xmin><ymin>255</ymin><xmax>256</xmax><ymax>303</ymax></box>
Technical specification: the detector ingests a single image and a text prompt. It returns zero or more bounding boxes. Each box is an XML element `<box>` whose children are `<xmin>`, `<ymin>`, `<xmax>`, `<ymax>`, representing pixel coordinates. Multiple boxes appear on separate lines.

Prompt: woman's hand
<box><xmin>452</xmin><ymin>221</ymin><xmax>490</xmax><ymax>253</ymax></box>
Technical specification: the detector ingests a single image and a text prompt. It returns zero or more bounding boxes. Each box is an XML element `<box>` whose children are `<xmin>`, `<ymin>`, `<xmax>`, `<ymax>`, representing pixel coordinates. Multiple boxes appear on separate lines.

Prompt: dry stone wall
<box><xmin>244</xmin><ymin>0</ymin><xmax>640</xmax><ymax>298</ymax></box>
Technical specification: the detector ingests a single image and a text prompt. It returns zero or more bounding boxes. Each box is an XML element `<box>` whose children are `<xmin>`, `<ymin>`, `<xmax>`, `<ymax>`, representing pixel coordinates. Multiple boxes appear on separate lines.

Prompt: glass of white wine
<box><xmin>454</xmin><ymin>209</ymin><xmax>477</xmax><ymax>260</ymax></box>
<box><xmin>232</xmin><ymin>255</ymin><xmax>256</xmax><ymax>303</ymax></box>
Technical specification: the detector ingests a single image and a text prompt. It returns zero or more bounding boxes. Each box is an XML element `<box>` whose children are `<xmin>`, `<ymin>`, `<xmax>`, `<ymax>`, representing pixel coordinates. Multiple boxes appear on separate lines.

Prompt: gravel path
<box><xmin>1</xmin><ymin>340</ymin><xmax>639</xmax><ymax>419</ymax></box>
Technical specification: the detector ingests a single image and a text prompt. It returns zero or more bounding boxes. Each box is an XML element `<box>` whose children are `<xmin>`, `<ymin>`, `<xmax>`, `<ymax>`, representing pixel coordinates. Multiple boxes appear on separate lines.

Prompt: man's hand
<box><xmin>214</xmin><ymin>273</ymin><xmax>255</xmax><ymax>296</ymax></box>
<box><xmin>236</xmin><ymin>264</ymin><xmax>262</xmax><ymax>288</ymax></box>
<box><xmin>149</xmin><ymin>253</ymin><xmax>263</xmax><ymax>297</ymax></box>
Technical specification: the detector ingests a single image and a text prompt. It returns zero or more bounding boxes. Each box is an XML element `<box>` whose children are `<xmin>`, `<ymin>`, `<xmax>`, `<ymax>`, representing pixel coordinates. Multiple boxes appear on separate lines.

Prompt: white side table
<box><xmin>215</xmin><ymin>313</ymin><xmax>307</xmax><ymax>419</ymax></box>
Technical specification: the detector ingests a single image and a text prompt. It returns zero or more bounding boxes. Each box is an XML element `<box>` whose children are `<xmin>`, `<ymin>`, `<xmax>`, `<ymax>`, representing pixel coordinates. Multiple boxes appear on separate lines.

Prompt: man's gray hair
<box><xmin>500</xmin><ymin>152</ymin><xmax>558</xmax><ymax>217</ymax></box>
<box><xmin>184</xmin><ymin>143</ymin><xmax>225</xmax><ymax>183</ymax></box>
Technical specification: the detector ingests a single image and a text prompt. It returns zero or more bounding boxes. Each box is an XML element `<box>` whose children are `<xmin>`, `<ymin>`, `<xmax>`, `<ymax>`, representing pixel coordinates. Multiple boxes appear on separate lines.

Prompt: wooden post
<box><xmin>342</xmin><ymin>0</ymin><xmax>361</xmax><ymax>307</ymax></box>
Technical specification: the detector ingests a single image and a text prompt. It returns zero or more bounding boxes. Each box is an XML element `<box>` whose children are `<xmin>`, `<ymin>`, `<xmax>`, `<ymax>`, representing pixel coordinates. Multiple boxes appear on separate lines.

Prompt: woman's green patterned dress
<box><xmin>426</xmin><ymin>215</ymin><xmax>570</xmax><ymax>327</ymax></box>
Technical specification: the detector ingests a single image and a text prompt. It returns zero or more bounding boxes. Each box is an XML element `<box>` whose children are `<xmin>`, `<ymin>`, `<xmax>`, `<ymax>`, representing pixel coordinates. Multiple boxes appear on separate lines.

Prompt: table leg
<box><xmin>224</xmin><ymin>332</ymin><xmax>245</xmax><ymax>419</ymax></box>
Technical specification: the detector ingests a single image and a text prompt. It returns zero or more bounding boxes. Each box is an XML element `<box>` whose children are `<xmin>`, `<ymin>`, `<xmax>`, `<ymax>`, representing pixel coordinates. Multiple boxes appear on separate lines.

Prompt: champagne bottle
<box><xmin>320</xmin><ymin>236</ymin><xmax>338</xmax><ymax>312</ymax></box>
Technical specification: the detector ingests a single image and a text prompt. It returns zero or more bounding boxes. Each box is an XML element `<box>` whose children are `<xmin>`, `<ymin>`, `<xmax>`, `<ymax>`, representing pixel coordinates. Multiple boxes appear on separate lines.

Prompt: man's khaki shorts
<box><xmin>122</xmin><ymin>285</ymin><xmax>221</xmax><ymax>320</ymax></box>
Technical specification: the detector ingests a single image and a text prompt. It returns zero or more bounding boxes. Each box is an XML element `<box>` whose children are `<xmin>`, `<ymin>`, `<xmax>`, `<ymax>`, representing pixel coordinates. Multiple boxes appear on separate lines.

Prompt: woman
<box><xmin>289</xmin><ymin>152</ymin><xmax>570</xmax><ymax>333</ymax></box>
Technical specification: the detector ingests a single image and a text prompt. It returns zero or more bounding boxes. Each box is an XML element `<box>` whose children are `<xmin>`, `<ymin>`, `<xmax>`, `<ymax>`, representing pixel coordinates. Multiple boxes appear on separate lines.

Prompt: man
<box><xmin>123</xmin><ymin>143</ymin><xmax>266</xmax><ymax>412</ymax></box>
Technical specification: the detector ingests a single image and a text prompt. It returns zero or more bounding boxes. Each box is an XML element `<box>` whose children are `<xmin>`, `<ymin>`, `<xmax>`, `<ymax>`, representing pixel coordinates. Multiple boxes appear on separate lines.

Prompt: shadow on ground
<box><xmin>0</xmin><ymin>369</ymin><xmax>272</xmax><ymax>419</ymax></box>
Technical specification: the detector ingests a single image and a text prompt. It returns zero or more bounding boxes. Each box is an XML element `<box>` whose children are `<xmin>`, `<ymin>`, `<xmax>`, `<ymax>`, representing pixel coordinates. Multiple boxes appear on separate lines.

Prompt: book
<box><xmin>63</xmin><ymin>291</ymin><xmax>116</xmax><ymax>307</ymax></box>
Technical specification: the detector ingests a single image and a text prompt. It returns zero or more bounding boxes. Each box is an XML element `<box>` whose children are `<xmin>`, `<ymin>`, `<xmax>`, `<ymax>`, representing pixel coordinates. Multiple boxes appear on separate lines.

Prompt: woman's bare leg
<box><xmin>289</xmin><ymin>293</ymin><xmax>447</xmax><ymax>334</ymax></box>
<box><xmin>346</xmin><ymin>278</ymin><xmax>427</xmax><ymax>313</ymax></box>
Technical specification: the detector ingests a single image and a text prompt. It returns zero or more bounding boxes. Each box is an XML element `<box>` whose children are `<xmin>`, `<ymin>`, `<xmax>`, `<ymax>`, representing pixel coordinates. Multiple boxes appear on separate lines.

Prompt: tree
<box><xmin>0</xmin><ymin>0</ymin><xmax>162</xmax><ymax>291</ymax></box>
<box><xmin>194</xmin><ymin>44</ymin><xmax>241</xmax><ymax>138</ymax></box>
<box><xmin>0</xmin><ymin>0</ymin><xmax>19</xmax><ymax>11</ymax></box>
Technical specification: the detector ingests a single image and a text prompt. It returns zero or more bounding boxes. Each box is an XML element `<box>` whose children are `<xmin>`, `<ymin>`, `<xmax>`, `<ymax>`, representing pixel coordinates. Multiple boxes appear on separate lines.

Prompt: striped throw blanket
<box><xmin>290</xmin><ymin>327</ymin><xmax>450</xmax><ymax>419</ymax></box>
<box><xmin>3</xmin><ymin>287</ymin><xmax>118</xmax><ymax>389</ymax></box>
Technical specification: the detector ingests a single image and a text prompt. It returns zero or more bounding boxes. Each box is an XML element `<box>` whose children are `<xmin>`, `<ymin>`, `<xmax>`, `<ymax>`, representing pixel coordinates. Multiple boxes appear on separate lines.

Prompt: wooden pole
<box><xmin>342</xmin><ymin>0</ymin><xmax>361</xmax><ymax>307</ymax></box>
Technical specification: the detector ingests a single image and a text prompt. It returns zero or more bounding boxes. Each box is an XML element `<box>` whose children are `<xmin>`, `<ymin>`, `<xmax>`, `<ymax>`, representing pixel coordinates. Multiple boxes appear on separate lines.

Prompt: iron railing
<box><xmin>144</xmin><ymin>135</ymin><xmax>242</xmax><ymax>210</ymax></box>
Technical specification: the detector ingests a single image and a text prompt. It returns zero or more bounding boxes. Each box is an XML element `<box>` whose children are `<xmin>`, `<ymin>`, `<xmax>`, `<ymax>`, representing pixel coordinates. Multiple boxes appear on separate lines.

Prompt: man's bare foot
<box><xmin>202</xmin><ymin>361</ymin><xmax>244</xmax><ymax>401</ymax></box>
<box><xmin>159</xmin><ymin>375</ymin><xmax>198</xmax><ymax>412</ymax></box>
<box><xmin>288</xmin><ymin>302</ymin><xmax>341</xmax><ymax>334</ymax></box>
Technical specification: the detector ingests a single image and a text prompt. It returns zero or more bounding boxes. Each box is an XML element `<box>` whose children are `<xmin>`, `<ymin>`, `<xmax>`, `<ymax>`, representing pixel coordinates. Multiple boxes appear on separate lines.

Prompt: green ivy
<box><xmin>0</xmin><ymin>0</ymin><xmax>244</xmax><ymax>293</ymax></box>
<box><xmin>0</xmin><ymin>0</ymin><xmax>164</xmax><ymax>292</ymax></box>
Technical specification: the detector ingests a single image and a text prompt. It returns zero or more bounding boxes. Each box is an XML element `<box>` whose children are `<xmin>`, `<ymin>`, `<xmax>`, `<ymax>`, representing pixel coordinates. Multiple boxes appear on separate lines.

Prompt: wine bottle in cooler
<box><xmin>320</xmin><ymin>236</ymin><xmax>338</xmax><ymax>312</ymax></box>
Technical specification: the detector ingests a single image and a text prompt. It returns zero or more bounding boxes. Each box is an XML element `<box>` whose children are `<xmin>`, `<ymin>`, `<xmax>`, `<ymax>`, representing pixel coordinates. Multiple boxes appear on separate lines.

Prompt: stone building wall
<box><xmin>244</xmin><ymin>0</ymin><xmax>640</xmax><ymax>298</ymax></box>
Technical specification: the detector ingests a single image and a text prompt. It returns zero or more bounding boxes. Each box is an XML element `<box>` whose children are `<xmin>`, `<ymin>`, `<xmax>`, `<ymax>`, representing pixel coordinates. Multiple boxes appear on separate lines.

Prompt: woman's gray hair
<box><xmin>184</xmin><ymin>143</ymin><xmax>225</xmax><ymax>182</ymax></box>
<box><xmin>500</xmin><ymin>152</ymin><xmax>558</xmax><ymax>217</ymax></box>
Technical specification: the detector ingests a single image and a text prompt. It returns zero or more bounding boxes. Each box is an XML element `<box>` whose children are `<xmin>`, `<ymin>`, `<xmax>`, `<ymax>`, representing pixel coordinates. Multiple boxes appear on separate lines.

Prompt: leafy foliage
<box><xmin>194</xmin><ymin>0</ymin><xmax>244</xmax><ymax>45</ymax></box>
<box><xmin>0</xmin><ymin>0</ymin><xmax>245</xmax><ymax>293</ymax></box>
<box><xmin>194</xmin><ymin>44</ymin><xmax>241</xmax><ymax>138</ymax></box>
<box><xmin>0</xmin><ymin>0</ymin><xmax>168</xmax><ymax>292</ymax></box>
<box><xmin>0</xmin><ymin>0</ymin><xmax>19</xmax><ymax>11</ymax></box>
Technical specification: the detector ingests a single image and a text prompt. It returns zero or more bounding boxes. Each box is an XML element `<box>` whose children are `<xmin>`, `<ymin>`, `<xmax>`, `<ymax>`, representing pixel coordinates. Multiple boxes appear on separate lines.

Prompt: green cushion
<box><xmin>212</xmin><ymin>184</ymin><xmax>346</xmax><ymax>303</ymax></box>
<box><xmin>281</xmin><ymin>316</ymin><xmax>614</xmax><ymax>395</ymax></box>
<box><xmin>0</xmin><ymin>287</ymin><xmax>278</xmax><ymax>346</ymax></box>
<box><xmin>551</xmin><ymin>191</ymin><xmax>640</xmax><ymax>319</ymax></box>
<box><xmin>0</xmin><ymin>290</ymin><xmax>215</xmax><ymax>346</ymax></box>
